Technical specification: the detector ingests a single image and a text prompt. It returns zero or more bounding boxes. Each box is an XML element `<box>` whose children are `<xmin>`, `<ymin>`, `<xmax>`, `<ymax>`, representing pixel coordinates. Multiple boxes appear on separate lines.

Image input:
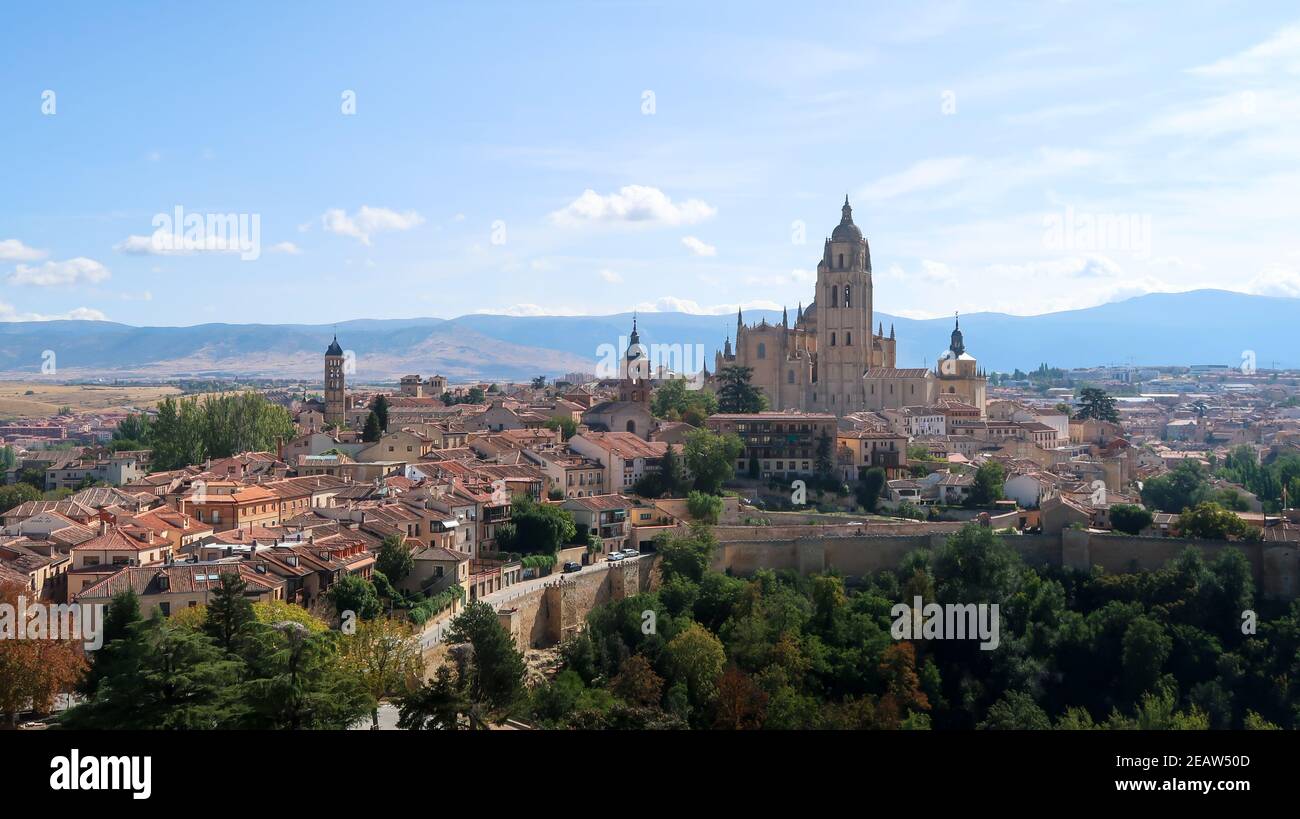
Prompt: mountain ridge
<box><xmin>0</xmin><ymin>289</ymin><xmax>1291</xmax><ymax>380</ymax></box>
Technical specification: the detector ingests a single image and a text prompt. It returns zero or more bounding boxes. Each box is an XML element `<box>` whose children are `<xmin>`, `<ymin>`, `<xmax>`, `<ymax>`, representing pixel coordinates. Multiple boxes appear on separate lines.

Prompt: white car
<box><xmin>620</xmin><ymin>549</ymin><xmax>640</xmax><ymax>559</ymax></box>
<box><xmin>606</xmin><ymin>551</ymin><xmax>624</xmax><ymax>562</ymax></box>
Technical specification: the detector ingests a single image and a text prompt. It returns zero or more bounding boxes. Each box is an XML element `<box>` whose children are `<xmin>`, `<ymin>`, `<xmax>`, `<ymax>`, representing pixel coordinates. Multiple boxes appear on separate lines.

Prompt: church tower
<box><xmin>812</xmin><ymin>196</ymin><xmax>873</xmax><ymax>412</ymax></box>
<box><xmin>618</xmin><ymin>315</ymin><xmax>650</xmax><ymax>404</ymax></box>
<box><xmin>324</xmin><ymin>335</ymin><xmax>347</xmax><ymax>427</ymax></box>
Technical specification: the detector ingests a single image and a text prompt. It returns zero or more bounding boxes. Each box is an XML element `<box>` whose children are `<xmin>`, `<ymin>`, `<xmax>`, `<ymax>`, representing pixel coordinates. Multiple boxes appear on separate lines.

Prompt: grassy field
<box><xmin>0</xmin><ymin>382</ymin><xmax>183</xmax><ymax>420</ymax></box>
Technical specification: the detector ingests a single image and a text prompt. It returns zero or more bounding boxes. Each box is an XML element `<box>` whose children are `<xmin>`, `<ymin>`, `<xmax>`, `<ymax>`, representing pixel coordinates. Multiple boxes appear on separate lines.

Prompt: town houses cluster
<box><xmin>4</xmin><ymin>199</ymin><xmax>1300</xmax><ymax>640</ymax></box>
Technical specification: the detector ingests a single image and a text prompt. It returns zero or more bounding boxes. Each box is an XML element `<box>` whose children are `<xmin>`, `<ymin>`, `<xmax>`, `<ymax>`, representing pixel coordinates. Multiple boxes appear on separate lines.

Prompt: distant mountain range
<box><xmin>0</xmin><ymin>289</ymin><xmax>1292</xmax><ymax>382</ymax></box>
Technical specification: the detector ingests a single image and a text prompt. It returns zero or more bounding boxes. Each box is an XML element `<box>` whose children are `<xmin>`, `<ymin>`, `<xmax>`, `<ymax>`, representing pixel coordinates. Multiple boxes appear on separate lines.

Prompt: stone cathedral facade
<box><xmin>714</xmin><ymin>198</ymin><xmax>986</xmax><ymax>415</ymax></box>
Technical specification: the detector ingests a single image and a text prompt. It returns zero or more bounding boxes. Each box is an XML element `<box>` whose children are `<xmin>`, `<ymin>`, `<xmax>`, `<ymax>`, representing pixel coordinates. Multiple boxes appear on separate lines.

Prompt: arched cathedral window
<box><xmin>844</xmin><ymin>284</ymin><xmax>851</xmax><ymax>307</ymax></box>
<box><xmin>757</xmin><ymin>342</ymin><xmax>766</xmax><ymax>359</ymax></box>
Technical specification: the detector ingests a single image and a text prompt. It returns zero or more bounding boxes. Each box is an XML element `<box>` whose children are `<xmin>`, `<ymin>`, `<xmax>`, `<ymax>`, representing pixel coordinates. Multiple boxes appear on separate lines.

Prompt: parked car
<box><xmin>621</xmin><ymin>549</ymin><xmax>640</xmax><ymax>558</ymax></box>
<box><xmin>606</xmin><ymin>552</ymin><xmax>624</xmax><ymax>562</ymax></box>
<box><xmin>562</xmin><ymin>561</ymin><xmax>581</xmax><ymax>573</ymax></box>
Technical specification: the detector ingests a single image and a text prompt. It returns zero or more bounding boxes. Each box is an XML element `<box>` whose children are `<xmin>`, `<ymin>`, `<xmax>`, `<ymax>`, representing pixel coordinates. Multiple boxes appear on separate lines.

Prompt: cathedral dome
<box><xmin>831</xmin><ymin>196</ymin><xmax>863</xmax><ymax>242</ymax></box>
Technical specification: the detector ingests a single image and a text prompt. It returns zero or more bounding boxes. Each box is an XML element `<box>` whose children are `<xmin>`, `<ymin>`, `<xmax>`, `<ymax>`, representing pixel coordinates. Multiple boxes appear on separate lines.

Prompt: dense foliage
<box><xmin>522</xmin><ymin>524</ymin><xmax>1298</xmax><ymax>730</ymax></box>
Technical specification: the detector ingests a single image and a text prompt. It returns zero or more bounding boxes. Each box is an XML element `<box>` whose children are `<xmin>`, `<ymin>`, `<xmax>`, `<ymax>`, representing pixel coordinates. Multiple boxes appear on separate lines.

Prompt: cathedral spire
<box><xmin>797</xmin><ymin>301</ymin><xmax>803</xmax><ymax>322</ymax></box>
<box><xmin>890</xmin><ymin>322</ymin><xmax>895</xmax><ymax>340</ymax></box>
<box><xmin>737</xmin><ymin>306</ymin><xmax>743</xmax><ymax>329</ymax></box>
<box><xmin>949</xmin><ymin>312</ymin><xmax>965</xmax><ymax>356</ymax></box>
<box><xmin>782</xmin><ymin>306</ymin><xmax>788</xmax><ymax>327</ymax></box>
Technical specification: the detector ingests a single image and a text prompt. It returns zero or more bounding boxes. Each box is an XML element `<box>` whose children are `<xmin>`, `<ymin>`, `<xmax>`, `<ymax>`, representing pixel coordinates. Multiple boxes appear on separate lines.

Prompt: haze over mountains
<box><xmin>0</xmin><ymin>290</ymin><xmax>1291</xmax><ymax>382</ymax></box>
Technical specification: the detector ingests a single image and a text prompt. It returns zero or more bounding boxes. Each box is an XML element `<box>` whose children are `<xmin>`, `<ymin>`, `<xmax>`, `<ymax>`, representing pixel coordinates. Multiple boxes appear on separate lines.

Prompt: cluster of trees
<box><xmin>1142</xmin><ymin>460</ymin><xmax>1252</xmax><ymax>515</ymax></box>
<box><xmin>495</xmin><ymin>495</ymin><xmax>577</xmax><ymax>556</ymax></box>
<box><xmin>509</xmin><ymin>524</ymin><xmax>1298</xmax><ymax>730</ymax></box>
<box><xmin>1216</xmin><ymin>445</ymin><xmax>1300</xmax><ymax>513</ymax></box>
<box><xmin>633</xmin><ymin>429</ymin><xmax>743</xmax><ymax>499</ymax></box>
<box><xmin>60</xmin><ymin>576</ymin><xmax>424</xmax><ymax>730</ymax></box>
<box><xmin>650</xmin><ymin>379</ymin><xmax>719</xmax><ymax>426</ymax></box>
<box><xmin>141</xmin><ymin>393</ymin><xmax>296</xmax><ymax>470</ymax></box>
<box><xmin>440</xmin><ymin>388</ymin><xmax>486</xmax><ymax>406</ymax></box>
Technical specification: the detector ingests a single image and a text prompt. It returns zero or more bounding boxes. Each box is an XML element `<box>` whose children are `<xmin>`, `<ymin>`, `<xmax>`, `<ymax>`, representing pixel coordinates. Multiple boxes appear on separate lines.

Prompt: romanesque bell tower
<box><xmin>812</xmin><ymin>197</ymin><xmax>873</xmax><ymax>412</ymax></box>
<box><xmin>324</xmin><ymin>335</ymin><xmax>346</xmax><ymax>427</ymax></box>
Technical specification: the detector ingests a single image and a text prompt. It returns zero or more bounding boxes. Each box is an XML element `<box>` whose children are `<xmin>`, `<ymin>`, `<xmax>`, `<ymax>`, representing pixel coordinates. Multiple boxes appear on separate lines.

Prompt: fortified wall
<box><xmin>496</xmin><ymin>558</ymin><xmax>655</xmax><ymax>651</ymax></box>
<box><xmin>458</xmin><ymin>525</ymin><xmax>1296</xmax><ymax>665</ymax></box>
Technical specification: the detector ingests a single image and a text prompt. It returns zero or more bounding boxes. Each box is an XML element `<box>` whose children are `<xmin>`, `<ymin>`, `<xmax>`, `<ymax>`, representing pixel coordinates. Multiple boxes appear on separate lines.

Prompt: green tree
<box><xmin>1109</xmin><ymin>503</ymin><xmax>1153</xmax><ymax>535</ymax></box>
<box><xmin>658</xmin><ymin>524</ymin><xmax>717</xmax><ymax>584</ymax></box>
<box><xmin>687</xmin><ymin>490</ymin><xmax>723</xmax><ymax>524</ymax></box>
<box><xmin>544</xmin><ymin>415</ymin><xmax>578</xmax><ymax>440</ymax></box>
<box><xmin>968</xmin><ymin>461</ymin><xmax>1005</xmax><ymax>506</ymax></box>
<box><xmin>398</xmin><ymin>663</ymin><xmax>470</xmax><ymax>730</ymax></box>
<box><xmin>0</xmin><ymin>482</ymin><xmax>42</xmax><ymax>514</ymax></box>
<box><xmin>1121</xmin><ymin>616</ymin><xmax>1172</xmax><ymax>699</ymax></box>
<box><xmin>372</xmin><ymin>394</ymin><xmax>390</xmax><ymax>432</ymax></box>
<box><xmin>683</xmin><ymin>427</ymin><xmax>744</xmax><ymax>495</ymax></box>
<box><xmin>376</xmin><ymin>534</ymin><xmax>414</xmax><ymax>584</ymax></box>
<box><xmin>446</xmin><ymin>601</ymin><xmax>526</xmax><ymax>712</ymax></box>
<box><xmin>856</xmin><ymin>467</ymin><xmax>886</xmax><ymax>512</ymax></box>
<box><xmin>328</xmin><ymin>574</ymin><xmax>383</xmax><ymax>622</ymax></box>
<box><xmin>1141</xmin><ymin>460</ymin><xmax>1210</xmax><ymax>513</ymax></box>
<box><xmin>62</xmin><ymin>612</ymin><xmax>242</xmax><ymax>729</ymax></box>
<box><xmin>663</xmin><ymin>623</ymin><xmax>726</xmax><ymax>715</ymax></box>
<box><xmin>203</xmin><ymin>572</ymin><xmax>257</xmax><ymax>653</ymax></box>
<box><xmin>1177</xmin><ymin>501</ymin><xmax>1255</xmax><ymax>540</ymax></box>
<box><xmin>239</xmin><ymin>622</ymin><xmax>374</xmax><ymax>729</ymax></box>
<box><xmin>1075</xmin><ymin>386</ymin><xmax>1119</xmax><ymax>423</ymax></box>
<box><xmin>715</xmin><ymin>366</ymin><xmax>766</xmax><ymax>414</ymax></box>
<box><xmin>362</xmin><ymin>411</ymin><xmax>382</xmax><ymax>443</ymax></box>
<box><xmin>505</xmin><ymin>496</ymin><xmax>576</xmax><ymax>555</ymax></box>
<box><xmin>978</xmin><ymin>691</ymin><xmax>1052</xmax><ymax>729</ymax></box>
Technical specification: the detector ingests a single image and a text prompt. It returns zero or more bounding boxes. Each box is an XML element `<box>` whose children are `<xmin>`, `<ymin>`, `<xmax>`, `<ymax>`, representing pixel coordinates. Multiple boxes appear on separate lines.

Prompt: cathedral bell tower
<box><xmin>813</xmin><ymin>196</ymin><xmax>873</xmax><ymax>412</ymax></box>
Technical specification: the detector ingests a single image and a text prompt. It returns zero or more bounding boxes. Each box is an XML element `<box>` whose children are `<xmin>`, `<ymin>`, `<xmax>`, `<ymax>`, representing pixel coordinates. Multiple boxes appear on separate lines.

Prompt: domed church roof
<box><xmin>831</xmin><ymin>195</ymin><xmax>863</xmax><ymax>242</ymax></box>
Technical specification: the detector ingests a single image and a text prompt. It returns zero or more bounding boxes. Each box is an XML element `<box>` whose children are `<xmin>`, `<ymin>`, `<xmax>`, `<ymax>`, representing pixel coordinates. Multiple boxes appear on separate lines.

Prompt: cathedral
<box><xmin>714</xmin><ymin>197</ymin><xmax>986</xmax><ymax>415</ymax></box>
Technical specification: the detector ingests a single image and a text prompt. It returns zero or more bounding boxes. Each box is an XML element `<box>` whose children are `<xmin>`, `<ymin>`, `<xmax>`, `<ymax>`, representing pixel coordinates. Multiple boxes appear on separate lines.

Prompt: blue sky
<box><xmin>2</xmin><ymin>0</ymin><xmax>1298</xmax><ymax>327</ymax></box>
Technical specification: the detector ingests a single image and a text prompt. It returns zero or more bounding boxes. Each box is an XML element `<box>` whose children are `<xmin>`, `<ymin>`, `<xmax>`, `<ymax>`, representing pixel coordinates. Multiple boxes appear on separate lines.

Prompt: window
<box><xmin>757</xmin><ymin>342</ymin><xmax>766</xmax><ymax>359</ymax></box>
<box><xmin>787</xmin><ymin>370</ymin><xmax>795</xmax><ymax>384</ymax></box>
<box><xmin>845</xmin><ymin>331</ymin><xmax>852</xmax><ymax>346</ymax></box>
<box><xmin>830</xmin><ymin>286</ymin><xmax>838</xmax><ymax>308</ymax></box>
<box><xmin>844</xmin><ymin>284</ymin><xmax>851</xmax><ymax>307</ymax></box>
<box><xmin>830</xmin><ymin>332</ymin><xmax>836</xmax><ymax>346</ymax></box>
<box><xmin>838</xmin><ymin>253</ymin><xmax>844</xmax><ymax>269</ymax></box>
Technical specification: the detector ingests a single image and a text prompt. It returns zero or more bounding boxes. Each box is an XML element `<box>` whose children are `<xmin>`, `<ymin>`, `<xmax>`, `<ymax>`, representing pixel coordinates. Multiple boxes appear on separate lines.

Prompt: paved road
<box><xmin>418</xmin><ymin>555</ymin><xmax>641</xmax><ymax>652</ymax></box>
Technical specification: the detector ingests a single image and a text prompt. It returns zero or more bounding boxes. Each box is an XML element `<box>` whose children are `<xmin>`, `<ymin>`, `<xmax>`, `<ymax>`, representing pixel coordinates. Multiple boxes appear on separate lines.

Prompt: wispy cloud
<box><xmin>550</xmin><ymin>186</ymin><xmax>716</xmax><ymax>228</ymax></box>
<box><xmin>8</xmin><ymin>257</ymin><xmax>110</xmax><ymax>287</ymax></box>
<box><xmin>681</xmin><ymin>236</ymin><xmax>716</xmax><ymax>256</ymax></box>
<box><xmin>0</xmin><ymin>239</ymin><xmax>46</xmax><ymax>262</ymax></box>
<box><xmin>322</xmin><ymin>206</ymin><xmax>424</xmax><ymax>245</ymax></box>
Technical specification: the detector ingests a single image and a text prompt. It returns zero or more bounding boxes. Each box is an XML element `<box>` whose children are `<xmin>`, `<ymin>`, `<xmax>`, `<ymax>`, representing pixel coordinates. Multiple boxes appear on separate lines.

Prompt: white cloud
<box><xmin>0</xmin><ymin>239</ymin><xmax>47</xmax><ymax>262</ymax></box>
<box><xmin>681</xmin><ymin>236</ymin><xmax>717</xmax><ymax>257</ymax></box>
<box><xmin>599</xmin><ymin>269</ymin><xmax>623</xmax><ymax>283</ymax></box>
<box><xmin>322</xmin><ymin>206</ymin><xmax>425</xmax><ymax>245</ymax></box>
<box><xmin>268</xmin><ymin>242</ymin><xmax>302</xmax><ymax>255</ymax></box>
<box><xmin>8</xmin><ymin>257</ymin><xmax>111</xmax><ymax>287</ymax></box>
<box><xmin>859</xmin><ymin>157</ymin><xmax>972</xmax><ymax>201</ymax></box>
<box><xmin>1190</xmin><ymin>24</ymin><xmax>1300</xmax><ymax>78</ymax></box>
<box><xmin>550</xmin><ymin>185</ymin><xmax>716</xmax><ymax>228</ymax></box>
<box><xmin>0</xmin><ymin>301</ymin><xmax>108</xmax><ymax>322</ymax></box>
<box><xmin>1244</xmin><ymin>265</ymin><xmax>1300</xmax><ymax>298</ymax></box>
